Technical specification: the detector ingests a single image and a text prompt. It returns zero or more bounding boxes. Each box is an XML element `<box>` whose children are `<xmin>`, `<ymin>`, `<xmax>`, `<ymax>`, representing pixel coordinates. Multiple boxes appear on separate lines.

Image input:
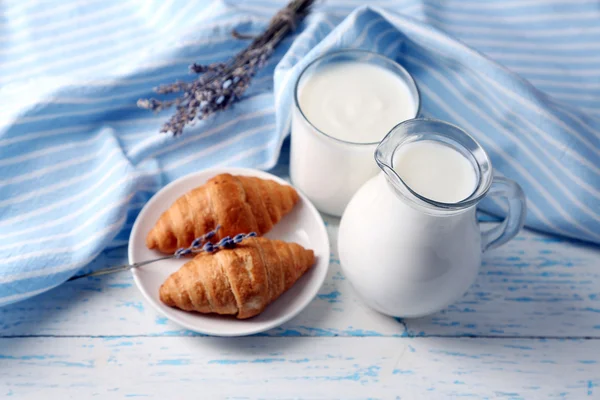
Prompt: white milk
<box><xmin>393</xmin><ymin>140</ymin><xmax>477</xmax><ymax>203</ymax></box>
<box><xmin>290</xmin><ymin>60</ymin><xmax>418</xmax><ymax>216</ymax></box>
<box><xmin>298</xmin><ymin>62</ymin><xmax>417</xmax><ymax>143</ymax></box>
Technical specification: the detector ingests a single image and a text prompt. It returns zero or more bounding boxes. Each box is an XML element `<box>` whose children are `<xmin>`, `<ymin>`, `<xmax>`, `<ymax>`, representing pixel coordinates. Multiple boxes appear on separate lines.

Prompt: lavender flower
<box><xmin>190</xmin><ymin>225</ymin><xmax>222</xmax><ymax>249</ymax></box>
<box><xmin>137</xmin><ymin>0</ymin><xmax>314</xmax><ymax>136</ymax></box>
<box><xmin>174</xmin><ymin>229</ymin><xmax>257</xmax><ymax>258</ymax></box>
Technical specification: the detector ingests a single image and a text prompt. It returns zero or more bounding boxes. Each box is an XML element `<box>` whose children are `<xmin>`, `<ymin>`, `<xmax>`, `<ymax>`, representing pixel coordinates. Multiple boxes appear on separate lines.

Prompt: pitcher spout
<box><xmin>375</xmin><ymin>118</ymin><xmax>494</xmax><ymax>214</ymax></box>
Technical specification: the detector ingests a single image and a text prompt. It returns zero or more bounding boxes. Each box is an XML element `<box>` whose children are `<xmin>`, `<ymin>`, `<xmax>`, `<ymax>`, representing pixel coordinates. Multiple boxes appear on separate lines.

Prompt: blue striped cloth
<box><xmin>1</xmin><ymin>0</ymin><xmax>599</xmax><ymax>306</ymax></box>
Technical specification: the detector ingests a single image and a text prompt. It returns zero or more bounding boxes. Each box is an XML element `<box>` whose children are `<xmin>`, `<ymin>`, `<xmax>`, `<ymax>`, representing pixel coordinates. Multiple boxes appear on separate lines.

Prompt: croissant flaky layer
<box><xmin>159</xmin><ymin>237</ymin><xmax>315</xmax><ymax>319</ymax></box>
<box><xmin>146</xmin><ymin>173</ymin><xmax>300</xmax><ymax>254</ymax></box>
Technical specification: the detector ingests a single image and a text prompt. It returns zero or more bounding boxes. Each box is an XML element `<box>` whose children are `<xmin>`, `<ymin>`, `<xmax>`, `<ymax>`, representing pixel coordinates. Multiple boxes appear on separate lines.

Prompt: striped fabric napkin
<box><xmin>1</xmin><ymin>0</ymin><xmax>599</xmax><ymax>305</ymax></box>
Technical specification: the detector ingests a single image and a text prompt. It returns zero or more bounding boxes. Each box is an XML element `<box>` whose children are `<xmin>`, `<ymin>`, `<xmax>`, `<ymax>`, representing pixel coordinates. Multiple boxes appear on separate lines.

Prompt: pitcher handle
<box><xmin>481</xmin><ymin>176</ymin><xmax>527</xmax><ymax>252</ymax></box>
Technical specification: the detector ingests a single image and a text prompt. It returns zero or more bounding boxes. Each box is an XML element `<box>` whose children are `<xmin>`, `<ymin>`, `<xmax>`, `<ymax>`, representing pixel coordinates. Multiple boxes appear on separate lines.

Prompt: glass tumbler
<box><xmin>290</xmin><ymin>49</ymin><xmax>420</xmax><ymax>216</ymax></box>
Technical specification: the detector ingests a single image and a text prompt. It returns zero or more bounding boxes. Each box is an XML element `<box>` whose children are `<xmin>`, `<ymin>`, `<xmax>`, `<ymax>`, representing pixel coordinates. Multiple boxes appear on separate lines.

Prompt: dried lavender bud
<box><xmin>206</xmin><ymin>226</ymin><xmax>221</xmax><ymax>239</ymax></box>
<box><xmin>155</xmin><ymin>80</ymin><xmax>189</xmax><ymax>94</ymax></box>
<box><xmin>223</xmin><ymin>239</ymin><xmax>236</xmax><ymax>249</ymax></box>
<box><xmin>217</xmin><ymin>236</ymin><xmax>231</xmax><ymax>247</ymax></box>
<box><xmin>189</xmin><ymin>63</ymin><xmax>208</xmax><ymax>73</ymax></box>
<box><xmin>190</xmin><ymin>62</ymin><xmax>226</xmax><ymax>74</ymax></box>
<box><xmin>137</xmin><ymin>98</ymin><xmax>163</xmax><ymax>111</ymax></box>
<box><xmin>174</xmin><ymin>248</ymin><xmax>192</xmax><ymax>258</ymax></box>
<box><xmin>203</xmin><ymin>242</ymin><xmax>215</xmax><ymax>253</ymax></box>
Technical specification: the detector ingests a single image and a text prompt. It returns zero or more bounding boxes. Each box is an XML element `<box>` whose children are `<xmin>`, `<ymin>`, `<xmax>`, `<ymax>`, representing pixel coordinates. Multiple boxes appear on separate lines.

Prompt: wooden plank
<box><xmin>1</xmin><ymin>218</ymin><xmax>599</xmax><ymax>338</ymax></box>
<box><xmin>1</xmin><ymin>337</ymin><xmax>598</xmax><ymax>399</ymax></box>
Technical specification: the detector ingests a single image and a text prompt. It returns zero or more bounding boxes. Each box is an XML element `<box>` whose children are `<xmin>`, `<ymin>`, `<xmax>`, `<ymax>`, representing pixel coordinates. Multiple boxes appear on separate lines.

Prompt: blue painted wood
<box><xmin>0</xmin><ymin>337</ymin><xmax>598</xmax><ymax>399</ymax></box>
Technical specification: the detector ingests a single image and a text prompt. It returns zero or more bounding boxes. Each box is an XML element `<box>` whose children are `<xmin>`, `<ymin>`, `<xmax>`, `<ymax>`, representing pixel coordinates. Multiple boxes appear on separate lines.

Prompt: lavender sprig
<box><xmin>68</xmin><ymin>226</ymin><xmax>257</xmax><ymax>282</ymax></box>
<box><xmin>174</xmin><ymin>229</ymin><xmax>257</xmax><ymax>258</ymax></box>
<box><xmin>137</xmin><ymin>0</ymin><xmax>314</xmax><ymax>136</ymax></box>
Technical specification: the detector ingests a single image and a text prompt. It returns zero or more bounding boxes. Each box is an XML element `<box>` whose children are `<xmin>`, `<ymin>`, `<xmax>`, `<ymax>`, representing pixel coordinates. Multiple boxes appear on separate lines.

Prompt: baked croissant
<box><xmin>159</xmin><ymin>237</ymin><xmax>315</xmax><ymax>319</ymax></box>
<box><xmin>146</xmin><ymin>174</ymin><xmax>300</xmax><ymax>254</ymax></box>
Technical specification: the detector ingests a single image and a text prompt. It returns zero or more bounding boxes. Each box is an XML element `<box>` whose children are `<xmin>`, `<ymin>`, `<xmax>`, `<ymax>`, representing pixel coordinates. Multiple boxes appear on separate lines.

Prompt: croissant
<box><xmin>146</xmin><ymin>174</ymin><xmax>300</xmax><ymax>254</ymax></box>
<box><xmin>159</xmin><ymin>237</ymin><xmax>315</xmax><ymax>319</ymax></box>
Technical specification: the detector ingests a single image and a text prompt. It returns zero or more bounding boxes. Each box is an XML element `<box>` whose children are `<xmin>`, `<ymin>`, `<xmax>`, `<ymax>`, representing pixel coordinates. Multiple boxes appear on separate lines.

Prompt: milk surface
<box><xmin>298</xmin><ymin>62</ymin><xmax>416</xmax><ymax>143</ymax></box>
<box><xmin>393</xmin><ymin>140</ymin><xmax>477</xmax><ymax>203</ymax></box>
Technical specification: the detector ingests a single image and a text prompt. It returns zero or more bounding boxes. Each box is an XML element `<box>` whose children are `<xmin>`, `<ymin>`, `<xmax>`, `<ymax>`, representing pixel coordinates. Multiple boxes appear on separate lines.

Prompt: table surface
<box><xmin>2</xmin><ymin>204</ymin><xmax>600</xmax><ymax>398</ymax></box>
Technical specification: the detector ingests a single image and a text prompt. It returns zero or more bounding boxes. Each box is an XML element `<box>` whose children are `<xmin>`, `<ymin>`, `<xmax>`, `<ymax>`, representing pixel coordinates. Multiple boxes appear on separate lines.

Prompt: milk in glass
<box><xmin>290</xmin><ymin>51</ymin><xmax>419</xmax><ymax>216</ymax></box>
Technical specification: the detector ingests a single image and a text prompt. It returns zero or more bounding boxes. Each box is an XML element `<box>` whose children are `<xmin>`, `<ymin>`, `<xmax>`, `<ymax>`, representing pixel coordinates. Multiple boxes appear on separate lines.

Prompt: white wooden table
<box><xmin>1</xmin><ymin>214</ymin><xmax>600</xmax><ymax>398</ymax></box>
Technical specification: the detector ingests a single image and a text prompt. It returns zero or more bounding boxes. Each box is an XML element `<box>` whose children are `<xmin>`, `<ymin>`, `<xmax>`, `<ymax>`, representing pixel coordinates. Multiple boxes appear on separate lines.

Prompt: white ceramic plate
<box><xmin>129</xmin><ymin>167</ymin><xmax>329</xmax><ymax>336</ymax></box>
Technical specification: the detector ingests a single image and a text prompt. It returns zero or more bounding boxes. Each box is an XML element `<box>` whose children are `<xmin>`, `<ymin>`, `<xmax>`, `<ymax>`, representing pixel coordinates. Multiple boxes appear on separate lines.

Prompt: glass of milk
<box><xmin>290</xmin><ymin>49</ymin><xmax>420</xmax><ymax>216</ymax></box>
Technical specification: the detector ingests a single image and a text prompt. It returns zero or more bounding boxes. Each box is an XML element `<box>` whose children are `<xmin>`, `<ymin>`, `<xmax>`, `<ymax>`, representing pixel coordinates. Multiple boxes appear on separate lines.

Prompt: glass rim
<box><xmin>376</xmin><ymin>118</ymin><xmax>494</xmax><ymax>211</ymax></box>
<box><xmin>293</xmin><ymin>49</ymin><xmax>421</xmax><ymax>146</ymax></box>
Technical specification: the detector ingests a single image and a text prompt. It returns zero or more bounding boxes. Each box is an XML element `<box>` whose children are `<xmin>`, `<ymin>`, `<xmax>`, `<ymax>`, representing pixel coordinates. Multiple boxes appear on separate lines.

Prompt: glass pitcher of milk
<box><xmin>338</xmin><ymin>119</ymin><xmax>526</xmax><ymax>318</ymax></box>
<box><xmin>290</xmin><ymin>50</ymin><xmax>420</xmax><ymax>216</ymax></box>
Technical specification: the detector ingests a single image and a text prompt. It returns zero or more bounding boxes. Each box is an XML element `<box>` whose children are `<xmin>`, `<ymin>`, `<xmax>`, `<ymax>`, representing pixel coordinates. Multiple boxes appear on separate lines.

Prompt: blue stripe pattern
<box><xmin>1</xmin><ymin>0</ymin><xmax>599</xmax><ymax>305</ymax></box>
